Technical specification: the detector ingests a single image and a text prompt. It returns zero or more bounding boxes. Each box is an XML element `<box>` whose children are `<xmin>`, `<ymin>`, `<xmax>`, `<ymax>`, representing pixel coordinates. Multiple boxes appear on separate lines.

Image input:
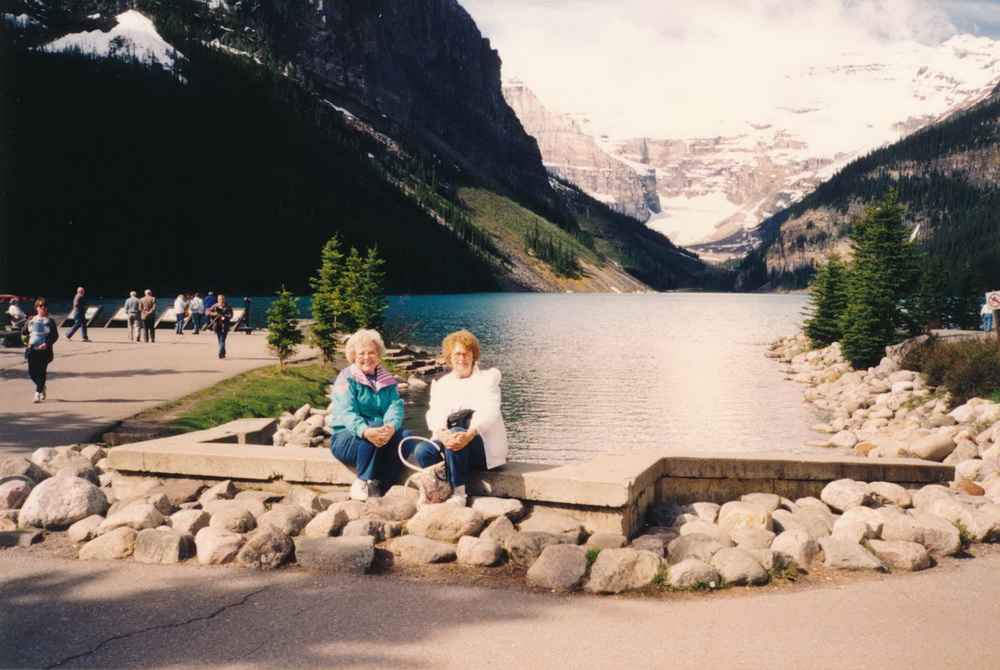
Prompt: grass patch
<box><xmin>585</xmin><ymin>547</ymin><xmax>601</xmax><ymax>566</ymax></box>
<box><xmin>167</xmin><ymin>364</ymin><xmax>332</xmax><ymax>434</ymax></box>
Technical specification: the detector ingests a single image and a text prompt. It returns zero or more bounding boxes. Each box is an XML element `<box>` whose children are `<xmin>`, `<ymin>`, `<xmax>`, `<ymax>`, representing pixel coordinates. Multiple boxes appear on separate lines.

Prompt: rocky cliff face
<box><xmin>502</xmin><ymin>80</ymin><xmax>658</xmax><ymax>222</ymax></box>
<box><xmin>249</xmin><ymin>0</ymin><xmax>556</xmax><ymax>211</ymax></box>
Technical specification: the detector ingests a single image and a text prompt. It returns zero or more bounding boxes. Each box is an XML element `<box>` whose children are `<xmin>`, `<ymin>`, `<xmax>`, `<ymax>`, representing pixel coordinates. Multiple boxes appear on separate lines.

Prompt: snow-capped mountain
<box><xmin>511</xmin><ymin>35</ymin><xmax>1000</xmax><ymax>258</ymax></box>
<box><xmin>41</xmin><ymin>10</ymin><xmax>184</xmax><ymax>73</ymax></box>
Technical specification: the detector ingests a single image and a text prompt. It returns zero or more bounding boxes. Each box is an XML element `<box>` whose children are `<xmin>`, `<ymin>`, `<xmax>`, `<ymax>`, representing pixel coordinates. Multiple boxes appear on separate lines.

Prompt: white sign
<box><xmin>987</xmin><ymin>292</ymin><xmax>1000</xmax><ymax>310</ymax></box>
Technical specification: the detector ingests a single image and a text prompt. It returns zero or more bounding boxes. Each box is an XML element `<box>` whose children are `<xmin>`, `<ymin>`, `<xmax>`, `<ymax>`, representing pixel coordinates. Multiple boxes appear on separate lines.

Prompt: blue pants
<box><xmin>410</xmin><ymin>427</ymin><xmax>488</xmax><ymax>488</ymax></box>
<box><xmin>984</xmin><ymin>313</ymin><xmax>994</xmax><ymax>333</ymax></box>
<box><xmin>216</xmin><ymin>330</ymin><xmax>228</xmax><ymax>357</ymax></box>
<box><xmin>176</xmin><ymin>312</ymin><xmax>185</xmax><ymax>333</ymax></box>
<box><xmin>331</xmin><ymin>426</ymin><xmax>413</xmax><ymax>484</ymax></box>
<box><xmin>192</xmin><ymin>313</ymin><xmax>203</xmax><ymax>334</ymax></box>
<box><xmin>67</xmin><ymin>312</ymin><xmax>87</xmax><ymax>339</ymax></box>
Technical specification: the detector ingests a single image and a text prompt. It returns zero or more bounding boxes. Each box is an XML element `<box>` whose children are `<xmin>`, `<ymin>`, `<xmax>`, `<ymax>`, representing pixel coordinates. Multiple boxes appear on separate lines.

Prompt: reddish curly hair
<box><xmin>442</xmin><ymin>329</ymin><xmax>480</xmax><ymax>367</ymax></box>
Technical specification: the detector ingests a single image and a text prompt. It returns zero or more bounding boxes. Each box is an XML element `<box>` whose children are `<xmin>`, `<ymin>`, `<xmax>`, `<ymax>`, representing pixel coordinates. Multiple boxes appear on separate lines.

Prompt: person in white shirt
<box><xmin>174</xmin><ymin>294</ymin><xmax>188</xmax><ymax>334</ymax></box>
<box><xmin>981</xmin><ymin>302</ymin><xmax>994</xmax><ymax>333</ymax></box>
<box><xmin>188</xmin><ymin>293</ymin><xmax>205</xmax><ymax>334</ymax></box>
<box><xmin>7</xmin><ymin>298</ymin><xmax>26</xmax><ymax>330</ymax></box>
<box><xmin>410</xmin><ymin>329</ymin><xmax>508</xmax><ymax>506</ymax></box>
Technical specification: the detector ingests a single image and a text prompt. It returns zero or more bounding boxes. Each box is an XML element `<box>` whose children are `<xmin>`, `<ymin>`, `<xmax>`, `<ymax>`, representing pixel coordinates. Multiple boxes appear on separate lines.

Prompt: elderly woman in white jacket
<box><xmin>412</xmin><ymin>329</ymin><xmax>508</xmax><ymax>506</ymax></box>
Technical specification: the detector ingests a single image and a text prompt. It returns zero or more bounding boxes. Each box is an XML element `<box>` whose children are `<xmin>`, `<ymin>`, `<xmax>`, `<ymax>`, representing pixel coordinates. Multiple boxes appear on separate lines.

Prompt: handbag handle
<box><xmin>397</xmin><ymin>435</ymin><xmax>445</xmax><ymax>472</ymax></box>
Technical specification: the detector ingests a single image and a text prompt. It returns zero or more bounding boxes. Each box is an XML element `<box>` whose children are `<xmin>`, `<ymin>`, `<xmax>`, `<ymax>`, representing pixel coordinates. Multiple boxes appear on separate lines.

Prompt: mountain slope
<box><xmin>734</xmin><ymin>89</ymin><xmax>1000</xmax><ymax>291</ymax></box>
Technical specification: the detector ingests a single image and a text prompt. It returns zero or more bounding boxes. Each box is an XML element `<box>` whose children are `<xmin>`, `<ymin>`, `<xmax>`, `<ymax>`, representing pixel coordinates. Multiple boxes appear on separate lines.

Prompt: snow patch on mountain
<box><xmin>42</xmin><ymin>10</ymin><xmax>184</xmax><ymax>74</ymax></box>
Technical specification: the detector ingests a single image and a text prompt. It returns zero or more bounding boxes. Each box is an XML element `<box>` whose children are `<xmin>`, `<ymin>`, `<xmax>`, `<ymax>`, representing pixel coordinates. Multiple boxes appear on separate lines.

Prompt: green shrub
<box><xmin>903</xmin><ymin>337</ymin><xmax>1000</xmax><ymax>407</ymax></box>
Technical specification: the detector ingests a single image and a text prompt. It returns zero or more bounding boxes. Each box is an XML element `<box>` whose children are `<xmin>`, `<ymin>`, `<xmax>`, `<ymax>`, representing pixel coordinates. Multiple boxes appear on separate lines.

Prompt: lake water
<box><xmin>40</xmin><ymin>291</ymin><xmax>824</xmax><ymax>464</ymax></box>
<box><xmin>384</xmin><ymin>293</ymin><xmax>824</xmax><ymax>464</ymax></box>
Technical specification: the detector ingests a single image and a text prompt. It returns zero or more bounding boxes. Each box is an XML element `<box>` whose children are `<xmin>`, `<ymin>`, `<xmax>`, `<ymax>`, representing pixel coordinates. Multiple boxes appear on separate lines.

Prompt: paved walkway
<box><xmin>1</xmin><ymin>548</ymin><xmax>998</xmax><ymax>669</ymax></box>
<box><xmin>0</xmin><ymin>327</ymin><xmax>318</xmax><ymax>458</ymax></box>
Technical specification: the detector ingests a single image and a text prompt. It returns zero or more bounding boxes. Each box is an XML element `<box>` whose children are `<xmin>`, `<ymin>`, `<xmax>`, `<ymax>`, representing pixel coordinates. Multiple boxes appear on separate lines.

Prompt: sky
<box><xmin>460</xmin><ymin>0</ymin><xmax>1000</xmax><ymax>139</ymax></box>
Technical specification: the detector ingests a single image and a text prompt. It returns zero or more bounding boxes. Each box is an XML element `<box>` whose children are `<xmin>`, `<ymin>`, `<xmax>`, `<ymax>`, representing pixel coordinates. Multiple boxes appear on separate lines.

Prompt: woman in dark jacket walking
<box><xmin>22</xmin><ymin>298</ymin><xmax>59</xmax><ymax>402</ymax></box>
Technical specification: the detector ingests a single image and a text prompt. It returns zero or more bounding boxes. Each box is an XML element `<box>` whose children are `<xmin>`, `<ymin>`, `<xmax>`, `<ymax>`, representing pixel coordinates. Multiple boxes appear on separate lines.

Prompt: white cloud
<box><xmin>462</xmin><ymin>0</ymin><xmax>969</xmax><ymax>138</ymax></box>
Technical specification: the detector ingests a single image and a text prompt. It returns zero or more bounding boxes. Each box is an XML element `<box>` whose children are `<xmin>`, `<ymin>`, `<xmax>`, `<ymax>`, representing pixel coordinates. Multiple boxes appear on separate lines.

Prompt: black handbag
<box><xmin>446</xmin><ymin>409</ymin><xmax>475</xmax><ymax>430</ymax></box>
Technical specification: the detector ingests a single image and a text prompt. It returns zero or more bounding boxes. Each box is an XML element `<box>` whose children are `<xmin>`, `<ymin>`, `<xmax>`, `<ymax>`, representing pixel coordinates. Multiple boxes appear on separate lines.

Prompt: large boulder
<box><xmin>820</xmin><ymin>479</ymin><xmax>872</xmax><ymax>512</ymax></box>
<box><xmin>133</xmin><ymin>528</ymin><xmax>195</xmax><ymax>564</ymax></box>
<box><xmin>867</xmin><ymin>539</ymin><xmax>932</xmax><ymax>571</ymax></box>
<box><xmin>470</xmin><ymin>497</ymin><xmax>525</xmax><ymax>522</ymax></box>
<box><xmin>667</xmin><ymin>534</ymin><xmax>727</xmax><ymax>564</ymax></box>
<box><xmin>341</xmin><ymin>518</ymin><xmax>400</xmax><ymax>543</ymax></box>
<box><xmin>709</xmin><ymin>547</ymin><xmax>769</xmax><ymax>586</ymax></box>
<box><xmin>880</xmin><ymin>510</ymin><xmax>962</xmax><ymax>557</ymax></box>
<box><xmin>480</xmin><ymin>515</ymin><xmax>517</xmax><ymax>546</ymax></box>
<box><xmin>283</xmin><ymin>486</ymin><xmax>325</xmax><ymax>514</ymax></box>
<box><xmin>302</xmin><ymin>509</ymin><xmax>350</xmax><ymax>538</ymax></box>
<box><xmin>584</xmin><ymin>548</ymin><xmax>663</xmax><ymax>594</ymax></box>
<box><xmin>19</xmin><ymin>477</ymin><xmax>108</xmax><ymax>529</ymax></box>
<box><xmin>586</xmin><ymin>532</ymin><xmax>628</xmax><ymax>550</ymax></box>
<box><xmin>770</xmin><ymin>529</ymin><xmax>819</xmax><ymax>569</ymax></box>
<box><xmin>203</xmin><ymin>499</ymin><xmax>267</xmax><ymax>519</ymax></box>
<box><xmin>406</xmin><ymin>505</ymin><xmax>485</xmax><ymax>542</ymax></box>
<box><xmin>194</xmin><ymin>527</ymin><xmax>246</xmax><ymax>565</ymax></box>
<box><xmin>363</xmin><ymin>496</ymin><xmax>417</xmax><ymax>522</ymax></box>
<box><xmin>235</xmin><ymin>527</ymin><xmax>294</xmax><ymax>570</ymax></box>
<box><xmin>678</xmin><ymin>520</ymin><xmax>734</xmax><ymax>545</ymax></box>
<box><xmin>868</xmin><ymin>482</ymin><xmax>911</xmax><ymax>508</ymax></box>
<box><xmin>170</xmin><ymin>510</ymin><xmax>211</xmax><ymax>536</ymax></box>
<box><xmin>295</xmin><ymin>536</ymin><xmax>375</xmax><ymax>573</ymax></box>
<box><xmin>97</xmin><ymin>503</ymin><xmax>167</xmax><ymax>535</ymax></box>
<box><xmin>456</xmin><ymin>536</ymin><xmax>502</xmax><ymax>567</ymax></box>
<box><xmin>926</xmin><ymin>498</ymin><xmax>1000</xmax><ymax>543</ymax></box>
<box><xmin>198</xmin><ymin>480</ymin><xmax>238</xmax><ymax>507</ymax></box>
<box><xmin>526</xmin><ymin>544</ymin><xmax>587</xmax><ymax>591</ymax></box>
<box><xmin>729</xmin><ymin>528</ymin><xmax>775</xmax><ymax>550</ymax></box>
<box><xmin>505</xmin><ymin>532</ymin><xmax>575</xmax><ymax>568</ymax></box>
<box><xmin>0</xmin><ymin>457</ymin><xmax>50</xmax><ymax>484</ymax></box>
<box><xmin>667</xmin><ymin>559</ymin><xmax>721</xmax><ymax>589</ymax></box>
<box><xmin>819</xmin><ymin>537</ymin><xmax>884</xmax><ymax>571</ymax></box>
<box><xmin>67</xmin><ymin>515</ymin><xmax>104</xmax><ymax>543</ymax></box>
<box><xmin>909</xmin><ymin>433</ymin><xmax>957</xmax><ymax>462</ymax></box>
<box><xmin>257</xmin><ymin>504</ymin><xmax>313</xmax><ymax>536</ymax></box>
<box><xmin>209</xmin><ymin>506</ymin><xmax>257</xmax><ymax>533</ymax></box>
<box><xmin>79</xmin><ymin>527</ymin><xmax>137</xmax><ymax>560</ymax></box>
<box><xmin>718</xmin><ymin>502</ymin><xmax>773</xmax><ymax>533</ymax></box>
<box><xmin>0</xmin><ymin>480</ymin><xmax>33</xmax><ymax>510</ymax></box>
<box><xmin>385</xmin><ymin>536</ymin><xmax>456</xmax><ymax>565</ymax></box>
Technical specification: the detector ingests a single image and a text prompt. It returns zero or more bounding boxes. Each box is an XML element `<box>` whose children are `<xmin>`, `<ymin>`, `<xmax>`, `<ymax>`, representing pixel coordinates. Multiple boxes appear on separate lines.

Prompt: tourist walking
<box><xmin>409</xmin><ymin>329</ymin><xmax>508</xmax><ymax>506</ymax></box>
<box><xmin>981</xmin><ymin>302</ymin><xmax>994</xmax><ymax>333</ymax></box>
<box><xmin>7</xmin><ymin>298</ymin><xmax>26</xmax><ymax>330</ymax></box>
<box><xmin>206</xmin><ymin>294</ymin><xmax>233</xmax><ymax>358</ymax></box>
<box><xmin>22</xmin><ymin>298</ymin><xmax>59</xmax><ymax>403</ymax></box>
<box><xmin>203</xmin><ymin>291</ymin><xmax>217</xmax><ymax>315</ymax></box>
<box><xmin>173</xmin><ymin>294</ymin><xmax>188</xmax><ymax>334</ymax></box>
<box><xmin>329</xmin><ymin>329</ymin><xmax>412</xmax><ymax>501</ymax></box>
<box><xmin>65</xmin><ymin>286</ymin><xmax>90</xmax><ymax>341</ymax></box>
<box><xmin>189</xmin><ymin>293</ymin><xmax>205</xmax><ymax>334</ymax></box>
<box><xmin>124</xmin><ymin>291</ymin><xmax>141</xmax><ymax>341</ymax></box>
<box><xmin>138</xmin><ymin>289</ymin><xmax>157</xmax><ymax>343</ymax></box>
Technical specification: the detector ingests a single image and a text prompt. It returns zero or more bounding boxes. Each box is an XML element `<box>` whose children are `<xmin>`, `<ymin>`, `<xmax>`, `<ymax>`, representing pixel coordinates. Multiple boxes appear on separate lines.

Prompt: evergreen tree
<box><xmin>841</xmin><ymin>190</ymin><xmax>919</xmax><ymax>368</ymax></box>
<box><xmin>952</xmin><ymin>263</ymin><xmax>985</xmax><ymax>330</ymax></box>
<box><xmin>356</xmin><ymin>246</ymin><xmax>388</xmax><ymax>331</ymax></box>
<box><xmin>914</xmin><ymin>256</ymin><xmax>951</xmax><ymax>331</ymax></box>
<box><xmin>803</xmin><ymin>253</ymin><xmax>849</xmax><ymax>347</ymax></box>
<box><xmin>309</xmin><ymin>235</ymin><xmax>345</xmax><ymax>365</ymax></box>
<box><xmin>266</xmin><ymin>286</ymin><xmax>304</xmax><ymax>371</ymax></box>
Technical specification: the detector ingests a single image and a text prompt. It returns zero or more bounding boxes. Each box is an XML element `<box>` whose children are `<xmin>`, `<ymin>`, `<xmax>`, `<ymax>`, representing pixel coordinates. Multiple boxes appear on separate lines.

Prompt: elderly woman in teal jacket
<box><xmin>329</xmin><ymin>329</ymin><xmax>412</xmax><ymax>501</ymax></box>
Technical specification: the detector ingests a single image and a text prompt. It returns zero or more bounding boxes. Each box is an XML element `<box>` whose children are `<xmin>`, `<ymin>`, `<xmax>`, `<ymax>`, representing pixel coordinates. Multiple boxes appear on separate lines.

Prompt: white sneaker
<box><xmin>349</xmin><ymin>479</ymin><xmax>370</xmax><ymax>502</ymax></box>
<box><xmin>40</xmin><ymin>387</ymin><xmax>46</xmax><ymax>401</ymax></box>
<box><xmin>445</xmin><ymin>493</ymin><xmax>468</xmax><ymax>506</ymax></box>
<box><xmin>32</xmin><ymin>392</ymin><xmax>40</xmax><ymax>403</ymax></box>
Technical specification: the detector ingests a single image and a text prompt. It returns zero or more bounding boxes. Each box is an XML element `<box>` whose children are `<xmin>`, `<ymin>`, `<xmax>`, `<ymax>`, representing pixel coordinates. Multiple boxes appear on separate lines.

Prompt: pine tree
<box><xmin>952</xmin><ymin>263</ymin><xmax>985</xmax><ymax>330</ymax></box>
<box><xmin>841</xmin><ymin>190</ymin><xmax>919</xmax><ymax>368</ymax></box>
<box><xmin>356</xmin><ymin>246</ymin><xmax>388</xmax><ymax>331</ymax></box>
<box><xmin>914</xmin><ymin>256</ymin><xmax>951</xmax><ymax>331</ymax></box>
<box><xmin>309</xmin><ymin>235</ymin><xmax>345</xmax><ymax>365</ymax></box>
<box><xmin>803</xmin><ymin>253</ymin><xmax>849</xmax><ymax>347</ymax></box>
<box><xmin>266</xmin><ymin>286</ymin><xmax>304</xmax><ymax>371</ymax></box>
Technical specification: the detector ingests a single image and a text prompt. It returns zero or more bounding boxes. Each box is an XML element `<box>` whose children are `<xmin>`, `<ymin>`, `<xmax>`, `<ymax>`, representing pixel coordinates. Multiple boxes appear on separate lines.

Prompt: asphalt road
<box><xmin>1</xmin><ymin>548</ymin><xmax>998</xmax><ymax>669</ymax></box>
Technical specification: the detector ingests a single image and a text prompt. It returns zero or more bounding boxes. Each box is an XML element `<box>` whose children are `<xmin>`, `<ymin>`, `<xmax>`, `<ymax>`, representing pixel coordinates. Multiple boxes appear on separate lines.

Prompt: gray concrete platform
<box><xmin>108</xmin><ymin>420</ymin><xmax>955</xmax><ymax>537</ymax></box>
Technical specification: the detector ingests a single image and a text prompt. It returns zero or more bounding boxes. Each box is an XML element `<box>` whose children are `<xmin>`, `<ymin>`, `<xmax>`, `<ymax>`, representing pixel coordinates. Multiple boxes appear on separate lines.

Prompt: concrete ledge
<box><xmin>107</xmin><ymin>422</ymin><xmax>956</xmax><ymax>538</ymax></box>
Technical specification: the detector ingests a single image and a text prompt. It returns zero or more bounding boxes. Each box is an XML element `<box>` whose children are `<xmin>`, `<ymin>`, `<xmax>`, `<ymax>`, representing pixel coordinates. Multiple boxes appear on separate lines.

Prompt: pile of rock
<box><xmin>4</xmin><ymin>448</ymin><xmax>999</xmax><ymax>595</ymax></box>
<box><xmin>769</xmin><ymin>334</ymin><xmax>1000</xmax><ymax>481</ymax></box>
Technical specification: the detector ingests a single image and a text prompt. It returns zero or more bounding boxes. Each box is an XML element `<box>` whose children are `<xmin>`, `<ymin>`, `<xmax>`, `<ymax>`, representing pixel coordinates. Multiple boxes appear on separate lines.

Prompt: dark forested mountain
<box><xmin>735</xmin><ymin>89</ymin><xmax>1000</xmax><ymax>292</ymax></box>
<box><xmin>0</xmin><ymin>0</ymin><xmax>720</xmax><ymax>296</ymax></box>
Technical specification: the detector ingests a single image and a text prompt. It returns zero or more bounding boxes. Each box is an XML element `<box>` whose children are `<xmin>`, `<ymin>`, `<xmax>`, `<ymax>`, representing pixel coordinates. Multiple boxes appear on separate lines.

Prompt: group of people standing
<box><xmin>329</xmin><ymin>328</ymin><xmax>507</xmax><ymax>507</ymax></box>
<box><xmin>123</xmin><ymin>290</ymin><xmax>233</xmax><ymax>358</ymax></box>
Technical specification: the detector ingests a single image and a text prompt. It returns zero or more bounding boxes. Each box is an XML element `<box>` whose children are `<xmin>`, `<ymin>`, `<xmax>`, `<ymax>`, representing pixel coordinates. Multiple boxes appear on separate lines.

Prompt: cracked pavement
<box><xmin>2</xmin><ymin>549</ymin><xmax>999</xmax><ymax>669</ymax></box>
